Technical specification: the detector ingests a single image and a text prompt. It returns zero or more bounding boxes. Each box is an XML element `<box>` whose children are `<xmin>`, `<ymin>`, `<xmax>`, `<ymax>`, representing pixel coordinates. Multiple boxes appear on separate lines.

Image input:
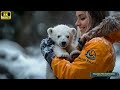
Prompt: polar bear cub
<box><xmin>47</xmin><ymin>24</ymin><xmax>80</xmax><ymax>61</ymax></box>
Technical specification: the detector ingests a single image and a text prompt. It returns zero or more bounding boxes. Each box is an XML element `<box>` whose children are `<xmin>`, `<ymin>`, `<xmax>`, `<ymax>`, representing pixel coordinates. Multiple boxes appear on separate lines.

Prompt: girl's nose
<box><xmin>75</xmin><ymin>19</ymin><xmax>81</xmax><ymax>26</ymax></box>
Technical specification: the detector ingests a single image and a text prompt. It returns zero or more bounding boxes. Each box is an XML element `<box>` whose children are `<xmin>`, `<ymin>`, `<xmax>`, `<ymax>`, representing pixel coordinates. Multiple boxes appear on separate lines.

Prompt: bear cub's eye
<box><xmin>66</xmin><ymin>35</ymin><xmax>69</xmax><ymax>38</ymax></box>
<box><xmin>57</xmin><ymin>35</ymin><xmax>61</xmax><ymax>38</ymax></box>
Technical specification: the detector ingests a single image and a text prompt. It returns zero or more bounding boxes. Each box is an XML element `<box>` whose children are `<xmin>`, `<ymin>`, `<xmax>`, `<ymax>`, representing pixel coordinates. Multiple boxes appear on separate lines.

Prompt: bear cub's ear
<box><xmin>47</xmin><ymin>28</ymin><xmax>53</xmax><ymax>37</ymax></box>
<box><xmin>71</xmin><ymin>28</ymin><xmax>76</xmax><ymax>35</ymax></box>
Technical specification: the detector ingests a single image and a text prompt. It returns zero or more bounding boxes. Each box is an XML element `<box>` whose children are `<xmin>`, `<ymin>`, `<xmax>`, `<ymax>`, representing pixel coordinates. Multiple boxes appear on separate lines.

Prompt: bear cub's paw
<box><xmin>70</xmin><ymin>50</ymin><xmax>80</xmax><ymax>60</ymax></box>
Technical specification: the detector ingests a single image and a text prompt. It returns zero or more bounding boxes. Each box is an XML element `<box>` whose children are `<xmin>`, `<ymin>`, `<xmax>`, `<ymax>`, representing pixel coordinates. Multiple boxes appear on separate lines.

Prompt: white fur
<box><xmin>47</xmin><ymin>24</ymin><xmax>80</xmax><ymax>60</ymax></box>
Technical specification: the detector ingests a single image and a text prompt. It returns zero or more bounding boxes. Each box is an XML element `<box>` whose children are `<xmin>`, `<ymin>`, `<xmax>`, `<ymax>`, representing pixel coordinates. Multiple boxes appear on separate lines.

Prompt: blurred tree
<box><xmin>14</xmin><ymin>11</ymin><xmax>76</xmax><ymax>47</ymax></box>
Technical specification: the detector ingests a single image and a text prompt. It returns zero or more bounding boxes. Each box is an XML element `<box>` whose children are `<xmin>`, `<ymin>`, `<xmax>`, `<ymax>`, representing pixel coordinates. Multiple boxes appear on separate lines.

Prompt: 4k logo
<box><xmin>1</xmin><ymin>11</ymin><xmax>11</xmax><ymax>20</ymax></box>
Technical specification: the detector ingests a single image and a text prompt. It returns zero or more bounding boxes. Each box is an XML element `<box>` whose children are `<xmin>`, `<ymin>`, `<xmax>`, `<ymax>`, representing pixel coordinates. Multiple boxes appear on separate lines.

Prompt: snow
<box><xmin>110</xmin><ymin>44</ymin><xmax>120</xmax><ymax>79</ymax></box>
<box><xmin>0</xmin><ymin>39</ymin><xmax>56</xmax><ymax>79</ymax></box>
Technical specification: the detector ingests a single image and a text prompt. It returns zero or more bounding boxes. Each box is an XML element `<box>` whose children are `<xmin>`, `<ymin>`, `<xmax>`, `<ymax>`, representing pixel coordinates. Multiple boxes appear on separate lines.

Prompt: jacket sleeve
<box><xmin>51</xmin><ymin>38</ymin><xmax>115</xmax><ymax>79</ymax></box>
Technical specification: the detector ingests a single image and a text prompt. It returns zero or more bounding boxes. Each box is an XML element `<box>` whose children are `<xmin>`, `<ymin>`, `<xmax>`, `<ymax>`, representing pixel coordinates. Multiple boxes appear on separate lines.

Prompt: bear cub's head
<box><xmin>47</xmin><ymin>24</ymin><xmax>76</xmax><ymax>48</ymax></box>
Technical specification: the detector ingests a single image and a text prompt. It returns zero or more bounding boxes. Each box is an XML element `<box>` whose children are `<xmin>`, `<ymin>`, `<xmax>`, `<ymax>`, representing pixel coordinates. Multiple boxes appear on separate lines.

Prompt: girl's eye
<box><xmin>57</xmin><ymin>35</ymin><xmax>61</xmax><ymax>38</ymax></box>
<box><xmin>78</xmin><ymin>15</ymin><xmax>86</xmax><ymax>20</ymax></box>
<box><xmin>81</xmin><ymin>17</ymin><xmax>86</xmax><ymax>20</ymax></box>
<box><xmin>66</xmin><ymin>35</ymin><xmax>69</xmax><ymax>38</ymax></box>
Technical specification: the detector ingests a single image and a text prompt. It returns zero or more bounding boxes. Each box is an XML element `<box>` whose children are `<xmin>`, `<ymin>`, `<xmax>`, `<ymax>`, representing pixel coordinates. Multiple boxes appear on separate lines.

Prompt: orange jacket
<box><xmin>107</xmin><ymin>29</ymin><xmax>120</xmax><ymax>43</ymax></box>
<box><xmin>51</xmin><ymin>36</ymin><xmax>116</xmax><ymax>79</ymax></box>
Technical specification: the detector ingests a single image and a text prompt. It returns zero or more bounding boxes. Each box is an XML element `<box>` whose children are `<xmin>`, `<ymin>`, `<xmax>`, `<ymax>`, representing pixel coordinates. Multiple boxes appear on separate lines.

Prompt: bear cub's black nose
<box><xmin>62</xmin><ymin>42</ymin><xmax>66</xmax><ymax>46</ymax></box>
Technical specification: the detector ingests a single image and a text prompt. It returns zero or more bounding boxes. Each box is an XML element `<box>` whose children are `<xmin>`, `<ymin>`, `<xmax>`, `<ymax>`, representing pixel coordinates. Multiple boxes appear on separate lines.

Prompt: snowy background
<box><xmin>0</xmin><ymin>11</ymin><xmax>120</xmax><ymax>79</ymax></box>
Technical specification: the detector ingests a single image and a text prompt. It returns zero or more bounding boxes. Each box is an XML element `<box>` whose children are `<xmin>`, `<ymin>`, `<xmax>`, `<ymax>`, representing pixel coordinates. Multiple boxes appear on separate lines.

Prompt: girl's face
<box><xmin>75</xmin><ymin>11</ymin><xmax>92</xmax><ymax>36</ymax></box>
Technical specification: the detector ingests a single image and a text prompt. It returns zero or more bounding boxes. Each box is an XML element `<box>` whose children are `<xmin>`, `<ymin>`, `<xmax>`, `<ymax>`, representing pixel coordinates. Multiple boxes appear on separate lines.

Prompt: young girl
<box><xmin>79</xmin><ymin>13</ymin><xmax>120</xmax><ymax>50</ymax></box>
<box><xmin>40</xmin><ymin>11</ymin><xmax>120</xmax><ymax>79</ymax></box>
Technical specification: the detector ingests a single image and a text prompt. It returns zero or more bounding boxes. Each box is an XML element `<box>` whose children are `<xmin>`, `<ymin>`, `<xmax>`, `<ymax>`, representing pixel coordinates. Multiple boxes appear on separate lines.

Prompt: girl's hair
<box><xmin>88</xmin><ymin>11</ymin><xmax>109</xmax><ymax>29</ymax></box>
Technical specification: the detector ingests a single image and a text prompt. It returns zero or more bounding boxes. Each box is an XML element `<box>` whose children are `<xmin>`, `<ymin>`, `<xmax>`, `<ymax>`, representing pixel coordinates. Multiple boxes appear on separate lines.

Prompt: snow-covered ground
<box><xmin>0</xmin><ymin>40</ymin><xmax>56</xmax><ymax>79</ymax></box>
<box><xmin>110</xmin><ymin>44</ymin><xmax>120</xmax><ymax>79</ymax></box>
<box><xmin>110</xmin><ymin>56</ymin><xmax>120</xmax><ymax>79</ymax></box>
